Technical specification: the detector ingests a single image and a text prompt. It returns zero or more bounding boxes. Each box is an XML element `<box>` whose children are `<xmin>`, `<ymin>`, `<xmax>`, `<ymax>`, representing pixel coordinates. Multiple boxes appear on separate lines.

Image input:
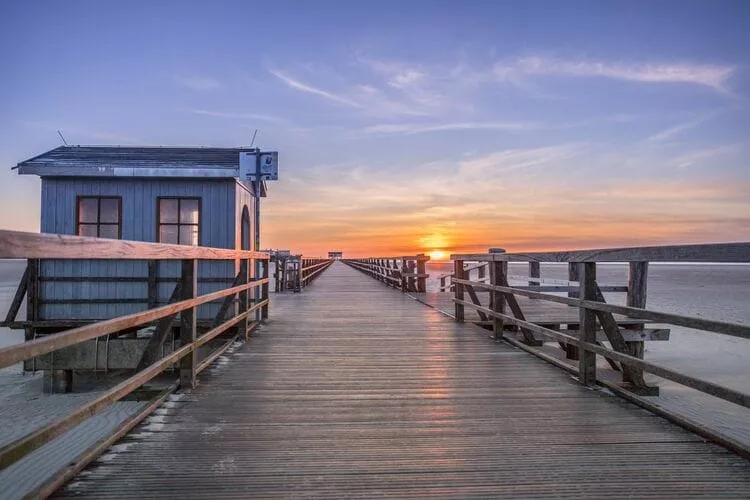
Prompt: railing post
<box><xmin>528</xmin><ymin>262</ymin><xmax>540</xmax><ymax>299</ymax></box>
<box><xmin>180</xmin><ymin>259</ymin><xmax>198</xmax><ymax>389</ymax></box>
<box><xmin>274</xmin><ymin>257</ymin><xmax>281</xmax><ymax>293</ymax></box>
<box><xmin>490</xmin><ymin>260</ymin><xmax>507</xmax><ymax>340</ymax></box>
<box><xmin>565</xmin><ymin>262</ymin><xmax>581</xmax><ymax>360</ymax></box>
<box><xmin>454</xmin><ymin>259</ymin><xmax>465</xmax><ymax>322</ymax></box>
<box><xmin>416</xmin><ymin>254</ymin><xmax>427</xmax><ymax>293</ymax></box>
<box><xmin>237</xmin><ymin>259</ymin><xmax>249</xmax><ymax>338</ymax></box>
<box><xmin>625</xmin><ymin>261</ymin><xmax>648</xmax><ymax>385</ymax></box>
<box><xmin>578</xmin><ymin>262</ymin><xmax>597</xmax><ymax>387</ymax></box>
<box><xmin>400</xmin><ymin>257</ymin><xmax>408</xmax><ymax>292</ymax></box>
<box><xmin>261</xmin><ymin>258</ymin><xmax>269</xmax><ymax>320</ymax></box>
<box><xmin>147</xmin><ymin>260</ymin><xmax>158</xmax><ymax>309</ymax></box>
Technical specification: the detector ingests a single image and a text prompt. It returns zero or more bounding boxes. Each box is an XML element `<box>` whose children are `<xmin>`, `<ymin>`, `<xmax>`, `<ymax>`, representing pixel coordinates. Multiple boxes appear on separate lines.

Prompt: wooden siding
<box><xmin>39</xmin><ymin>178</ymin><xmax>240</xmax><ymax>321</ymax></box>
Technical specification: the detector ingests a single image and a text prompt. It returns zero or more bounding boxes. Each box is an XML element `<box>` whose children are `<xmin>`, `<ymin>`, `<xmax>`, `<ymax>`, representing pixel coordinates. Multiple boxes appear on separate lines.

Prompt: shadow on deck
<box><xmin>55</xmin><ymin>262</ymin><xmax>750</xmax><ymax>498</ymax></box>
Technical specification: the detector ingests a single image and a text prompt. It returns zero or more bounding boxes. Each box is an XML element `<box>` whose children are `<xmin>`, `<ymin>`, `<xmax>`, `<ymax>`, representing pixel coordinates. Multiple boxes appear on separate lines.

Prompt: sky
<box><xmin>1</xmin><ymin>0</ymin><xmax>749</xmax><ymax>259</ymax></box>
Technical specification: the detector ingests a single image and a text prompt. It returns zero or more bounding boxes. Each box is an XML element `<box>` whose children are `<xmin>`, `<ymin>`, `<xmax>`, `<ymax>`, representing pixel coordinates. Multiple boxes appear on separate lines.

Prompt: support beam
<box><xmin>578</xmin><ymin>263</ymin><xmax>597</xmax><ymax>386</ymax></box>
<box><xmin>454</xmin><ymin>260</ymin><xmax>465</xmax><ymax>322</ymax></box>
<box><xmin>180</xmin><ymin>259</ymin><xmax>197</xmax><ymax>389</ymax></box>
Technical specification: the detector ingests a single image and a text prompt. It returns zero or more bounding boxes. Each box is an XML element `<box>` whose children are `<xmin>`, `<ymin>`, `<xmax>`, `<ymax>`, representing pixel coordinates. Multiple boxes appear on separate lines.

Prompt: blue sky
<box><xmin>1</xmin><ymin>0</ymin><xmax>748</xmax><ymax>255</ymax></box>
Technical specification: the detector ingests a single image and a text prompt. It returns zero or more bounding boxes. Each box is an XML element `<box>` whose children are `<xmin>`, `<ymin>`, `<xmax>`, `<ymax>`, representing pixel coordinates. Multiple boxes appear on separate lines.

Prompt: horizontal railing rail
<box><xmin>301</xmin><ymin>258</ymin><xmax>334</xmax><ymax>287</ymax></box>
<box><xmin>343</xmin><ymin>255</ymin><xmax>429</xmax><ymax>293</ymax></box>
<box><xmin>0</xmin><ymin>229</ymin><xmax>270</xmax><ymax>472</ymax></box>
<box><xmin>448</xmin><ymin>241</ymin><xmax>750</xmax><ymax>421</ymax></box>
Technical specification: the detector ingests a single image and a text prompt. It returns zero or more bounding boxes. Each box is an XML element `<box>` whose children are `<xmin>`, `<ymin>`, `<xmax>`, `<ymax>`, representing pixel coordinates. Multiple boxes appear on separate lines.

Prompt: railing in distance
<box><xmin>0</xmin><ymin>229</ymin><xmax>271</xmax><ymax>471</ymax></box>
<box><xmin>343</xmin><ymin>254</ymin><xmax>429</xmax><ymax>293</ymax></box>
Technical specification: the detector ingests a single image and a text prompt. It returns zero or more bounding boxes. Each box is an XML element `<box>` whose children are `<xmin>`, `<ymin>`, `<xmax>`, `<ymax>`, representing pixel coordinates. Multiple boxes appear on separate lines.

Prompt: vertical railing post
<box><xmin>626</xmin><ymin>261</ymin><xmax>649</xmax><ymax>386</ymax></box>
<box><xmin>528</xmin><ymin>262</ymin><xmax>540</xmax><ymax>299</ymax></box>
<box><xmin>454</xmin><ymin>259</ymin><xmax>465</xmax><ymax>322</ymax></box>
<box><xmin>274</xmin><ymin>257</ymin><xmax>281</xmax><ymax>293</ymax></box>
<box><xmin>416</xmin><ymin>254</ymin><xmax>427</xmax><ymax>293</ymax></box>
<box><xmin>407</xmin><ymin>260</ymin><xmax>416</xmax><ymax>291</ymax></box>
<box><xmin>237</xmin><ymin>258</ymin><xmax>249</xmax><ymax>338</ymax></box>
<box><xmin>261</xmin><ymin>257</ymin><xmax>269</xmax><ymax>320</ymax></box>
<box><xmin>180</xmin><ymin>259</ymin><xmax>198</xmax><ymax>389</ymax></box>
<box><xmin>565</xmin><ymin>262</ymin><xmax>581</xmax><ymax>360</ymax></box>
<box><xmin>578</xmin><ymin>262</ymin><xmax>597</xmax><ymax>387</ymax></box>
<box><xmin>147</xmin><ymin>260</ymin><xmax>158</xmax><ymax>309</ymax></box>
<box><xmin>400</xmin><ymin>257</ymin><xmax>407</xmax><ymax>292</ymax></box>
<box><xmin>490</xmin><ymin>259</ymin><xmax>507</xmax><ymax>340</ymax></box>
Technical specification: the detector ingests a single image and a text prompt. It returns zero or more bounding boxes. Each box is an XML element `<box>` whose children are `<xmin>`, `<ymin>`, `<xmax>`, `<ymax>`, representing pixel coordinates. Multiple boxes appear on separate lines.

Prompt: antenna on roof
<box><xmin>250</xmin><ymin>129</ymin><xmax>258</xmax><ymax>148</ymax></box>
<box><xmin>57</xmin><ymin>130</ymin><xmax>69</xmax><ymax>146</ymax></box>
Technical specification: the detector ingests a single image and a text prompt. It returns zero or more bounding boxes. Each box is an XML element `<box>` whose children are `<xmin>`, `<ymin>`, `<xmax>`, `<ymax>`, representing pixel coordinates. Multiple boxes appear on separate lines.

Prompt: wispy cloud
<box><xmin>645</xmin><ymin>114</ymin><xmax>714</xmax><ymax>142</ymax></box>
<box><xmin>181</xmin><ymin>108</ymin><xmax>284</xmax><ymax>123</ymax></box>
<box><xmin>175</xmin><ymin>75</ymin><xmax>222</xmax><ymax>91</ymax></box>
<box><xmin>669</xmin><ymin>143</ymin><xmax>741</xmax><ymax>168</ymax></box>
<box><xmin>269</xmin><ymin>69</ymin><xmax>361</xmax><ymax>108</ymax></box>
<box><xmin>496</xmin><ymin>56</ymin><xmax>736</xmax><ymax>93</ymax></box>
<box><xmin>459</xmin><ymin>144</ymin><xmax>584</xmax><ymax>176</ymax></box>
<box><xmin>364</xmin><ymin>121</ymin><xmax>541</xmax><ymax>135</ymax></box>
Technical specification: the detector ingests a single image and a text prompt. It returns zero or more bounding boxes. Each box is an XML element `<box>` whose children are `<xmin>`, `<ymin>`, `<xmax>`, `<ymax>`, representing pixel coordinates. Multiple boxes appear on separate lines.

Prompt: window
<box><xmin>77</xmin><ymin>196</ymin><xmax>121</xmax><ymax>239</ymax></box>
<box><xmin>158</xmin><ymin>197</ymin><xmax>200</xmax><ymax>245</ymax></box>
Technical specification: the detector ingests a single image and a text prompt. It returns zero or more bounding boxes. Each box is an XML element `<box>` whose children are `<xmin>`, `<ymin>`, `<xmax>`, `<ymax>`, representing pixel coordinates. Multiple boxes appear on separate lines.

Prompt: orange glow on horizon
<box><xmin>429</xmin><ymin>250</ymin><xmax>448</xmax><ymax>261</ymax></box>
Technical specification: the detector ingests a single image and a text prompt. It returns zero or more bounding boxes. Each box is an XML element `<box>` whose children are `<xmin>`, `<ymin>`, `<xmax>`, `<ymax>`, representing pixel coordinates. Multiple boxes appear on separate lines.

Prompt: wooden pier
<box><xmin>0</xmin><ymin>231</ymin><xmax>749</xmax><ymax>497</ymax></box>
<box><xmin>44</xmin><ymin>261</ymin><xmax>749</xmax><ymax>498</ymax></box>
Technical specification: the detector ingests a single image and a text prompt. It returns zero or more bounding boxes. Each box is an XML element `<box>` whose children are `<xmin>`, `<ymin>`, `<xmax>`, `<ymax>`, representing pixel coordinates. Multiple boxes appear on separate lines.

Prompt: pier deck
<box><xmin>55</xmin><ymin>262</ymin><xmax>750</xmax><ymax>498</ymax></box>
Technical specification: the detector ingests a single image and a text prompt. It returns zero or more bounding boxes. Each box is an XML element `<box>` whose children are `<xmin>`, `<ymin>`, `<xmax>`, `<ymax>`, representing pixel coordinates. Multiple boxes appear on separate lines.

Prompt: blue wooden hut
<box><xmin>15</xmin><ymin>146</ymin><xmax>266</xmax><ymax>325</ymax></box>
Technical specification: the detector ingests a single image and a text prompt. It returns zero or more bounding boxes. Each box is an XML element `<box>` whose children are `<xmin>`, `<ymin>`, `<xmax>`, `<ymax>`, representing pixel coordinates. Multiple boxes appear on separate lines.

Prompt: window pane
<box><xmin>99</xmin><ymin>224</ymin><xmax>119</xmax><ymax>239</ymax></box>
<box><xmin>179</xmin><ymin>225</ymin><xmax>199</xmax><ymax>246</ymax></box>
<box><xmin>159</xmin><ymin>225</ymin><xmax>179</xmax><ymax>244</ymax></box>
<box><xmin>78</xmin><ymin>224</ymin><xmax>97</xmax><ymax>237</ymax></box>
<box><xmin>78</xmin><ymin>198</ymin><xmax>98</xmax><ymax>223</ymax></box>
<box><xmin>179</xmin><ymin>199</ymin><xmax>199</xmax><ymax>224</ymax></box>
<box><xmin>159</xmin><ymin>199</ymin><xmax>178</xmax><ymax>223</ymax></box>
<box><xmin>99</xmin><ymin>198</ymin><xmax>119</xmax><ymax>223</ymax></box>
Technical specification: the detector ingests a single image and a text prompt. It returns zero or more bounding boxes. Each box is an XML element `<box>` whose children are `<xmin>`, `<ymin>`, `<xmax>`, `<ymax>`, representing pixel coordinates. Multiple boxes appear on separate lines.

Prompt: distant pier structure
<box><xmin>8</xmin><ymin>145</ymin><xmax>271</xmax><ymax>390</ymax></box>
<box><xmin>328</xmin><ymin>251</ymin><xmax>343</xmax><ymax>260</ymax></box>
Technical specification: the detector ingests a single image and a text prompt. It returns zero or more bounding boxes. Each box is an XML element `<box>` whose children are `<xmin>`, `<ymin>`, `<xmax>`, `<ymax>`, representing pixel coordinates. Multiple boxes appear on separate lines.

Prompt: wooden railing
<box><xmin>272</xmin><ymin>255</ymin><xmax>333</xmax><ymax>292</ymax></box>
<box><xmin>450</xmin><ymin>242</ymin><xmax>750</xmax><ymax>453</ymax></box>
<box><xmin>343</xmin><ymin>255</ymin><xmax>429</xmax><ymax>293</ymax></box>
<box><xmin>0</xmin><ymin>230</ymin><xmax>270</xmax><ymax>477</ymax></box>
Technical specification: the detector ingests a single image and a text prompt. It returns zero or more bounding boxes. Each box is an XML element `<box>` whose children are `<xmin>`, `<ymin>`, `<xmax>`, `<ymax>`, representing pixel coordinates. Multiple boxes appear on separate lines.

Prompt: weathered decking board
<box><xmin>55</xmin><ymin>262</ymin><xmax>749</xmax><ymax>498</ymax></box>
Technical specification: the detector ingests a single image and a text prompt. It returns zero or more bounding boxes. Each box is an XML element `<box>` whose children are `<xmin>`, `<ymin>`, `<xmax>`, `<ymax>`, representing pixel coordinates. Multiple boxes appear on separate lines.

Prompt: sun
<box><xmin>429</xmin><ymin>250</ymin><xmax>448</xmax><ymax>261</ymax></box>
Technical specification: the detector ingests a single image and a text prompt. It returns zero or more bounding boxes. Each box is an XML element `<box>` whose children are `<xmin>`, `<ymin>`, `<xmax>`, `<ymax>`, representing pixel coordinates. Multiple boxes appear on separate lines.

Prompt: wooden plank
<box><xmin>451</xmin><ymin>241</ymin><xmax>750</xmax><ymax>263</ymax></box>
<box><xmin>0</xmin><ymin>230</ymin><xmax>269</xmax><ymax>260</ymax></box>
<box><xmin>578</xmin><ymin>263</ymin><xmax>597</xmax><ymax>386</ymax></box>
<box><xmin>180</xmin><ymin>259</ymin><xmax>198</xmax><ymax>389</ymax></box>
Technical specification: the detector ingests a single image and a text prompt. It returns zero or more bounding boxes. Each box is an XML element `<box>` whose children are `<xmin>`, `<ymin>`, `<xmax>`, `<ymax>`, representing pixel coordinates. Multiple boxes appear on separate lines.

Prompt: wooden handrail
<box><xmin>343</xmin><ymin>255</ymin><xmax>429</xmax><ymax>293</ymax></box>
<box><xmin>450</xmin><ymin>251</ymin><xmax>750</xmax><ymax>416</ymax></box>
<box><xmin>451</xmin><ymin>241</ymin><xmax>750</xmax><ymax>263</ymax></box>
<box><xmin>0</xmin><ymin>229</ymin><xmax>273</xmax><ymax>471</ymax></box>
<box><xmin>0</xmin><ymin>230</ymin><xmax>269</xmax><ymax>260</ymax></box>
